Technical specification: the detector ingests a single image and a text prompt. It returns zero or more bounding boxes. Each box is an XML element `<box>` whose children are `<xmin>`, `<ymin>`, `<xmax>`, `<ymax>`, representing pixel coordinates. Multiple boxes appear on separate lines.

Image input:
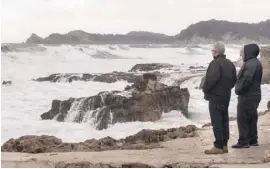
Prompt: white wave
<box><xmin>115</xmin><ymin>90</ymin><xmax>132</xmax><ymax>98</ymax></box>
<box><xmin>82</xmin><ymin>110</ymin><xmax>95</xmax><ymax>124</ymax></box>
<box><xmin>65</xmin><ymin>98</ymin><xmax>87</xmax><ymax>122</ymax></box>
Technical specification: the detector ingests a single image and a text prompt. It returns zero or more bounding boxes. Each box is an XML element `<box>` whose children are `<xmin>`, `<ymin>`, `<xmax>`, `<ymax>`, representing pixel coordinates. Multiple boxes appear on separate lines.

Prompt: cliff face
<box><xmin>175</xmin><ymin>19</ymin><xmax>270</xmax><ymax>44</ymax></box>
<box><xmin>25</xmin><ymin>20</ymin><xmax>270</xmax><ymax>44</ymax></box>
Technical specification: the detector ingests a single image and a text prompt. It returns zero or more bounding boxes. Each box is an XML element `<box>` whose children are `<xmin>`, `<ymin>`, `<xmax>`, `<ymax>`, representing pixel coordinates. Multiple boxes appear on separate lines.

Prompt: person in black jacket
<box><xmin>203</xmin><ymin>42</ymin><xmax>237</xmax><ymax>154</ymax></box>
<box><xmin>232</xmin><ymin>44</ymin><xmax>262</xmax><ymax>148</ymax></box>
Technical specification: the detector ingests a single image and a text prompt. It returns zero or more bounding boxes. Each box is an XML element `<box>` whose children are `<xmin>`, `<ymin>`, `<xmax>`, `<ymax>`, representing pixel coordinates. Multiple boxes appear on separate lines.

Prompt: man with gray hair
<box><xmin>203</xmin><ymin>42</ymin><xmax>237</xmax><ymax>154</ymax></box>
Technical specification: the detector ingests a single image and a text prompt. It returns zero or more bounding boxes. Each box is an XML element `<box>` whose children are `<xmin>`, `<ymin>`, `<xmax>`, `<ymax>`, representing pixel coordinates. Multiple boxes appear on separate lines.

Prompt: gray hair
<box><xmin>213</xmin><ymin>42</ymin><xmax>225</xmax><ymax>55</ymax></box>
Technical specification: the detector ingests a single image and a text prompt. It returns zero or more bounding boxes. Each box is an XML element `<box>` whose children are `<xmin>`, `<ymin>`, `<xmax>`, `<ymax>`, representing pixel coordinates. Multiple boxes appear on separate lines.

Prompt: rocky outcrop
<box><xmin>33</xmin><ymin>72</ymin><xmax>142</xmax><ymax>83</ymax></box>
<box><xmin>33</xmin><ymin>63</ymin><xmax>174</xmax><ymax>83</ymax></box>
<box><xmin>40</xmin><ymin>73</ymin><xmax>190</xmax><ymax>130</ymax></box>
<box><xmin>129</xmin><ymin>63</ymin><xmax>173</xmax><ymax>72</ymax></box>
<box><xmin>1</xmin><ymin>125</ymin><xmax>197</xmax><ymax>153</ymax></box>
<box><xmin>175</xmin><ymin>19</ymin><xmax>270</xmax><ymax>44</ymax></box>
<box><xmin>261</xmin><ymin>46</ymin><xmax>270</xmax><ymax>84</ymax></box>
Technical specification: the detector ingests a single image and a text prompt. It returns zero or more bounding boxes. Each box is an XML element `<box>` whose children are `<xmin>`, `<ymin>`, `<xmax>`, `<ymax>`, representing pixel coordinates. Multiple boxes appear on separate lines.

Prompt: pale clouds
<box><xmin>1</xmin><ymin>0</ymin><xmax>270</xmax><ymax>42</ymax></box>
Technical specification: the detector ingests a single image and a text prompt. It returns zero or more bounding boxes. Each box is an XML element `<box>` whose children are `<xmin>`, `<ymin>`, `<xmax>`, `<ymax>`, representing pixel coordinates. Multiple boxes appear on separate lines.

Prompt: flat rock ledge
<box><xmin>1</xmin><ymin>125</ymin><xmax>198</xmax><ymax>154</ymax></box>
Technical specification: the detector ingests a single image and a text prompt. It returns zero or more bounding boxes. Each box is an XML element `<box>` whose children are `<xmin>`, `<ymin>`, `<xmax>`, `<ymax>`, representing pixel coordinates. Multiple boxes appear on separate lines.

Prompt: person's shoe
<box><xmin>231</xmin><ymin>143</ymin><xmax>250</xmax><ymax>149</ymax></box>
<box><xmin>249</xmin><ymin>142</ymin><xmax>259</xmax><ymax>146</ymax></box>
<box><xmin>204</xmin><ymin>146</ymin><xmax>224</xmax><ymax>155</ymax></box>
<box><xmin>223</xmin><ymin>146</ymin><xmax>228</xmax><ymax>153</ymax></box>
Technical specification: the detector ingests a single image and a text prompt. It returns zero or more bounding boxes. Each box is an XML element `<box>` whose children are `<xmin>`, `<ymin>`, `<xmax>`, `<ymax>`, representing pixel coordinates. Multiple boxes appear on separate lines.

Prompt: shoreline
<box><xmin>2</xmin><ymin>111</ymin><xmax>270</xmax><ymax>168</ymax></box>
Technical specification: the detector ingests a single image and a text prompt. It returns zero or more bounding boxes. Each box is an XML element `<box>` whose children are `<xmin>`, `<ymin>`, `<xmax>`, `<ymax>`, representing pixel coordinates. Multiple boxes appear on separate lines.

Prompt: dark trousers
<box><xmin>209</xmin><ymin>102</ymin><xmax>230</xmax><ymax>149</ymax></box>
<box><xmin>237</xmin><ymin>96</ymin><xmax>261</xmax><ymax>145</ymax></box>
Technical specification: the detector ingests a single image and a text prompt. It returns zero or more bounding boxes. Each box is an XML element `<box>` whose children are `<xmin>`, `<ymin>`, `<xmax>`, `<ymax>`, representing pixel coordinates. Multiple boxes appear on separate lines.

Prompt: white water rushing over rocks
<box><xmin>2</xmin><ymin>44</ymin><xmax>270</xmax><ymax>144</ymax></box>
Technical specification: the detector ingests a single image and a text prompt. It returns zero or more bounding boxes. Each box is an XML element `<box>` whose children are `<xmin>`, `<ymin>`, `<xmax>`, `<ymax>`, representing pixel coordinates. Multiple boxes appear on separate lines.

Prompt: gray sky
<box><xmin>1</xmin><ymin>0</ymin><xmax>270</xmax><ymax>43</ymax></box>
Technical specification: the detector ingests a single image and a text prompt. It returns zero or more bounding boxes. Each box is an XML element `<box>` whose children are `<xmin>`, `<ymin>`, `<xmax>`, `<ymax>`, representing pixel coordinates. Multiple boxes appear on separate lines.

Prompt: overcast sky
<box><xmin>1</xmin><ymin>0</ymin><xmax>270</xmax><ymax>43</ymax></box>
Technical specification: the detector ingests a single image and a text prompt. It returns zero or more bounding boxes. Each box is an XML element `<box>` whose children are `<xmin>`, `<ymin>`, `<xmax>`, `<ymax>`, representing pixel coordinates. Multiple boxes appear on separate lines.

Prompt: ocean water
<box><xmin>1</xmin><ymin>44</ymin><xmax>270</xmax><ymax>144</ymax></box>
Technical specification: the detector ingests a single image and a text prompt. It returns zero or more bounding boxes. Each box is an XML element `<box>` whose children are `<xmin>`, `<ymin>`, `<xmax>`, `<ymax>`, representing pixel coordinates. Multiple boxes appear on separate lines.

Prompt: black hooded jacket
<box><xmin>203</xmin><ymin>54</ymin><xmax>237</xmax><ymax>105</ymax></box>
<box><xmin>235</xmin><ymin>44</ymin><xmax>262</xmax><ymax>96</ymax></box>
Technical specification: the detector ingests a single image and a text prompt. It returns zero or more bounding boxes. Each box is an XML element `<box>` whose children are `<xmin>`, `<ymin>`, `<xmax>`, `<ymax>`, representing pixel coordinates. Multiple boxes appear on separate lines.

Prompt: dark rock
<box><xmin>2</xmin><ymin>81</ymin><xmax>12</xmax><ymax>85</ymax></box>
<box><xmin>81</xmin><ymin>74</ymin><xmax>94</xmax><ymax>81</ymax></box>
<box><xmin>1</xmin><ymin>135</ymin><xmax>62</xmax><ymax>153</ymax></box>
<box><xmin>93</xmin><ymin>72</ymin><xmax>142</xmax><ymax>83</ymax></box>
<box><xmin>129</xmin><ymin>63</ymin><xmax>173</xmax><ymax>72</ymax></box>
<box><xmin>267</xmin><ymin>101</ymin><xmax>270</xmax><ymax>110</ymax></box>
<box><xmin>34</xmin><ymin>72</ymin><xmax>141</xmax><ymax>83</ymax></box>
<box><xmin>34</xmin><ymin>73</ymin><xmax>62</xmax><ymax>82</ymax></box>
<box><xmin>1</xmin><ymin>125</ymin><xmax>197</xmax><ymax>153</ymax></box>
<box><xmin>143</xmin><ymin>73</ymin><xmax>157</xmax><ymax>81</ymax></box>
<box><xmin>40</xmin><ymin>99</ymin><xmax>75</xmax><ymax>121</ymax></box>
<box><xmin>40</xmin><ymin>73</ymin><xmax>190</xmax><ymax>130</ymax></box>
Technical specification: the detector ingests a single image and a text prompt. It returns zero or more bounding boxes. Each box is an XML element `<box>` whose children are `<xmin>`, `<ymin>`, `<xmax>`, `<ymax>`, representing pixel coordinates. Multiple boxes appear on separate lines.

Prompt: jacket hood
<box><xmin>244</xmin><ymin>44</ymin><xmax>260</xmax><ymax>62</ymax></box>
